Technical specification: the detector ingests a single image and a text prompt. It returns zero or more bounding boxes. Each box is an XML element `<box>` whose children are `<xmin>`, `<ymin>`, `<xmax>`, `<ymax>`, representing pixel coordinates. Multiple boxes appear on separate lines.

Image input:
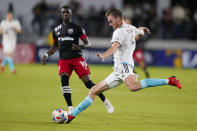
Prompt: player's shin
<box><xmin>84</xmin><ymin>80</ymin><xmax>106</xmax><ymax>101</ymax></box>
<box><xmin>140</xmin><ymin>78</ymin><xmax>168</xmax><ymax>89</ymax></box>
<box><xmin>143</xmin><ymin>66</ymin><xmax>150</xmax><ymax>78</ymax></box>
<box><xmin>71</xmin><ymin>96</ymin><xmax>94</xmax><ymax>117</ymax></box>
<box><xmin>7</xmin><ymin>57</ymin><xmax>14</xmax><ymax>71</ymax></box>
<box><xmin>1</xmin><ymin>58</ymin><xmax>7</xmax><ymax>66</ymax></box>
<box><xmin>61</xmin><ymin>75</ymin><xmax>73</xmax><ymax>108</ymax></box>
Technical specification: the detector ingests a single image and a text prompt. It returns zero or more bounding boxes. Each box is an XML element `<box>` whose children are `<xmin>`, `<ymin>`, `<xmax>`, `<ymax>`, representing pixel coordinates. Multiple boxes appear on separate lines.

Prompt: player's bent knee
<box><xmin>128</xmin><ymin>84</ymin><xmax>140</xmax><ymax>92</ymax></box>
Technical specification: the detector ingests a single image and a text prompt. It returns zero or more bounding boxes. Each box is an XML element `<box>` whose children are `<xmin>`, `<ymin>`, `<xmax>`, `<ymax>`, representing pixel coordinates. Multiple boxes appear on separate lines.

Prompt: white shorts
<box><xmin>2</xmin><ymin>44</ymin><xmax>16</xmax><ymax>54</ymax></box>
<box><xmin>105</xmin><ymin>63</ymin><xmax>136</xmax><ymax>89</ymax></box>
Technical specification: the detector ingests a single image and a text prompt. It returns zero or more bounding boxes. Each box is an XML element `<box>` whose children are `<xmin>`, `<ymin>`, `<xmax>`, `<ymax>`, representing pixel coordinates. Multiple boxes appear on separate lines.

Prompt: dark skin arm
<box><xmin>41</xmin><ymin>42</ymin><xmax>58</xmax><ymax>65</ymax></box>
<box><xmin>72</xmin><ymin>38</ymin><xmax>90</xmax><ymax>50</ymax></box>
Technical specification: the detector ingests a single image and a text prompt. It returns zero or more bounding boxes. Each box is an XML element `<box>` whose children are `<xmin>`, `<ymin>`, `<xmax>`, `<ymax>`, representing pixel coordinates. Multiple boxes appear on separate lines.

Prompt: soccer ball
<box><xmin>52</xmin><ymin>109</ymin><xmax>68</xmax><ymax>124</ymax></box>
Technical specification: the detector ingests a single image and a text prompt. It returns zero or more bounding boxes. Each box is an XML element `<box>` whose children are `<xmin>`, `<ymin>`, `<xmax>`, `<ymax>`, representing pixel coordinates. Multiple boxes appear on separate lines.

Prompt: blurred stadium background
<box><xmin>0</xmin><ymin>0</ymin><xmax>197</xmax><ymax>131</ymax></box>
<box><xmin>0</xmin><ymin>0</ymin><xmax>197</xmax><ymax>67</ymax></box>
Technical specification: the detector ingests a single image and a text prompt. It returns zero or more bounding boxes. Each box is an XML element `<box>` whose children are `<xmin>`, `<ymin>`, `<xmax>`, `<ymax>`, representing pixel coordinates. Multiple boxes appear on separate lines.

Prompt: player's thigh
<box><xmin>58</xmin><ymin>59</ymin><xmax>73</xmax><ymax>76</ymax></box>
<box><xmin>105</xmin><ymin>72</ymin><xmax>122</xmax><ymax>89</ymax></box>
<box><xmin>88</xmin><ymin>80</ymin><xmax>110</xmax><ymax>96</ymax></box>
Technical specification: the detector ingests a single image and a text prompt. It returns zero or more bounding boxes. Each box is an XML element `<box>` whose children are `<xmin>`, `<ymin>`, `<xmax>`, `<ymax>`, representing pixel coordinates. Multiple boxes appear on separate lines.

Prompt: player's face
<box><xmin>107</xmin><ymin>15</ymin><xmax>121</xmax><ymax>30</ymax></box>
<box><xmin>6</xmin><ymin>12</ymin><xmax>13</xmax><ymax>21</ymax></box>
<box><xmin>61</xmin><ymin>8</ymin><xmax>71</xmax><ymax>22</ymax></box>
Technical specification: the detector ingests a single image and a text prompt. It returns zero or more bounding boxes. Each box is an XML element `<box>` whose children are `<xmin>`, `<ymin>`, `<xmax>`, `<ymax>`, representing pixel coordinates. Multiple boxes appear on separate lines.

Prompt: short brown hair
<box><xmin>106</xmin><ymin>8</ymin><xmax>123</xmax><ymax>19</ymax></box>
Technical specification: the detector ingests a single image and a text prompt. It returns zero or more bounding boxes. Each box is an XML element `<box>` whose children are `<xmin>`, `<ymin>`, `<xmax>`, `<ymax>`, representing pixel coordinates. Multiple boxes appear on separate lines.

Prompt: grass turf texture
<box><xmin>0</xmin><ymin>64</ymin><xmax>197</xmax><ymax>131</ymax></box>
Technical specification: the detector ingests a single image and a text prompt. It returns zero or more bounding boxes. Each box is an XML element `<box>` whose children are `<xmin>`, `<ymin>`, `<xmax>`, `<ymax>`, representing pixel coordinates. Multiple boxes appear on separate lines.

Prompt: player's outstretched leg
<box><xmin>1</xmin><ymin>57</ymin><xmax>7</xmax><ymax>73</ymax></box>
<box><xmin>7</xmin><ymin>56</ymin><xmax>15</xmax><ymax>74</ymax></box>
<box><xmin>66</xmin><ymin>80</ymin><xmax>110</xmax><ymax>124</ymax></box>
<box><xmin>66</xmin><ymin>96</ymin><xmax>94</xmax><ymax>124</ymax></box>
<box><xmin>84</xmin><ymin>80</ymin><xmax>114</xmax><ymax>113</ymax></box>
<box><xmin>139</xmin><ymin>76</ymin><xmax>182</xmax><ymax>89</ymax></box>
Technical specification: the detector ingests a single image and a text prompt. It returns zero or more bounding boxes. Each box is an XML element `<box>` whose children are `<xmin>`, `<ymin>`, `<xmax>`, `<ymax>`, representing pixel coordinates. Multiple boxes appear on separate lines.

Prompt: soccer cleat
<box><xmin>68</xmin><ymin>106</ymin><xmax>74</xmax><ymax>114</ymax></box>
<box><xmin>1</xmin><ymin>66</ymin><xmax>4</xmax><ymax>73</ymax></box>
<box><xmin>103</xmin><ymin>98</ymin><xmax>114</xmax><ymax>113</ymax></box>
<box><xmin>168</xmin><ymin>76</ymin><xmax>182</xmax><ymax>89</ymax></box>
<box><xmin>65</xmin><ymin>115</ymin><xmax>75</xmax><ymax>124</ymax></box>
<box><xmin>12</xmin><ymin>70</ymin><xmax>16</xmax><ymax>75</ymax></box>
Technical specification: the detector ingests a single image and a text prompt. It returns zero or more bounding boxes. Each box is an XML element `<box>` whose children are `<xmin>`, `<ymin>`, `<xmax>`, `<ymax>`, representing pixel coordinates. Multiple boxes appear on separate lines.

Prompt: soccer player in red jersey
<box><xmin>41</xmin><ymin>5</ymin><xmax>114</xmax><ymax>114</ymax></box>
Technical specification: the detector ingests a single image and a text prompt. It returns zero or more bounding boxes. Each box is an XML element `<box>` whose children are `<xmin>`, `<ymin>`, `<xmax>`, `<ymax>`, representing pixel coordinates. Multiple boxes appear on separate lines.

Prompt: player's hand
<box><xmin>72</xmin><ymin>43</ymin><xmax>80</xmax><ymax>51</ymax></box>
<box><xmin>41</xmin><ymin>55</ymin><xmax>47</xmax><ymax>65</ymax></box>
<box><xmin>138</xmin><ymin>27</ymin><xmax>151</xmax><ymax>34</ymax></box>
<box><xmin>97</xmin><ymin>54</ymin><xmax>105</xmax><ymax>62</ymax></box>
<box><xmin>0</xmin><ymin>29</ymin><xmax>8</xmax><ymax>34</ymax></box>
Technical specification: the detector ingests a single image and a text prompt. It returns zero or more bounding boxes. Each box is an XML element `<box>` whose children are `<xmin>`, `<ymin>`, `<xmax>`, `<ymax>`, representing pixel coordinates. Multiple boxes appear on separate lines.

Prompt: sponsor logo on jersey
<box><xmin>55</xmin><ymin>25</ymin><xmax>62</xmax><ymax>32</ymax></box>
<box><xmin>58</xmin><ymin>36</ymin><xmax>74</xmax><ymax>41</ymax></box>
<box><xmin>68</xmin><ymin>28</ymin><xmax>74</xmax><ymax>34</ymax></box>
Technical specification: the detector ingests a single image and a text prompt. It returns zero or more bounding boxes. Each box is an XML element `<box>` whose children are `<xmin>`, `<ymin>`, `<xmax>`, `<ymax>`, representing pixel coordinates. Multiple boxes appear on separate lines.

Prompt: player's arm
<box><xmin>12</xmin><ymin>27</ymin><xmax>22</xmax><ymax>34</ymax></box>
<box><xmin>41</xmin><ymin>31</ymin><xmax>58</xmax><ymax>65</ymax></box>
<box><xmin>72</xmin><ymin>27</ymin><xmax>91</xmax><ymax>50</ymax></box>
<box><xmin>0</xmin><ymin>22</ymin><xmax>4</xmax><ymax>34</ymax></box>
<box><xmin>0</xmin><ymin>28</ymin><xmax>3</xmax><ymax>34</ymax></box>
<box><xmin>79</xmin><ymin>27</ymin><xmax>91</xmax><ymax>47</ymax></box>
<box><xmin>135</xmin><ymin>27</ymin><xmax>150</xmax><ymax>41</ymax></box>
<box><xmin>72</xmin><ymin>37</ymin><xmax>91</xmax><ymax>51</ymax></box>
<box><xmin>97</xmin><ymin>42</ymin><xmax>120</xmax><ymax>62</ymax></box>
<box><xmin>12</xmin><ymin>21</ymin><xmax>22</xmax><ymax>34</ymax></box>
<box><xmin>137</xmin><ymin>27</ymin><xmax>151</xmax><ymax>36</ymax></box>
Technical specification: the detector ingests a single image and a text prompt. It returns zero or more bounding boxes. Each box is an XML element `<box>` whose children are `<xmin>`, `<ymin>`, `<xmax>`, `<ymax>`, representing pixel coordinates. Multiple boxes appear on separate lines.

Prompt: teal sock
<box><xmin>71</xmin><ymin>96</ymin><xmax>94</xmax><ymax>117</ymax></box>
<box><xmin>140</xmin><ymin>78</ymin><xmax>168</xmax><ymax>89</ymax></box>
<box><xmin>1</xmin><ymin>58</ymin><xmax>7</xmax><ymax>66</ymax></box>
<box><xmin>7</xmin><ymin>57</ymin><xmax>14</xmax><ymax>71</ymax></box>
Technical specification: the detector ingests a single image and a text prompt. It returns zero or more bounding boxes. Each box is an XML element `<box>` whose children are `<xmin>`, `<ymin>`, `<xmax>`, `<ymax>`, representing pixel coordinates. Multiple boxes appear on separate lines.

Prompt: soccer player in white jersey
<box><xmin>66</xmin><ymin>8</ymin><xmax>182</xmax><ymax>123</ymax></box>
<box><xmin>0</xmin><ymin>11</ymin><xmax>22</xmax><ymax>74</ymax></box>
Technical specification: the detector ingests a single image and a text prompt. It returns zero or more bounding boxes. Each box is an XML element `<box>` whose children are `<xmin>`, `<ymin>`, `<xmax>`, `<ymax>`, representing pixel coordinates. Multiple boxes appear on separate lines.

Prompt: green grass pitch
<box><xmin>0</xmin><ymin>64</ymin><xmax>197</xmax><ymax>131</ymax></box>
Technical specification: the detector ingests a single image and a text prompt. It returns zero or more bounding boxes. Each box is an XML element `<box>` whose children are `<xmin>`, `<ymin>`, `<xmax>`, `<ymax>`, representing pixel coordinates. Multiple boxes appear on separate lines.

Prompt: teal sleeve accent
<box><xmin>71</xmin><ymin>96</ymin><xmax>94</xmax><ymax>117</ymax></box>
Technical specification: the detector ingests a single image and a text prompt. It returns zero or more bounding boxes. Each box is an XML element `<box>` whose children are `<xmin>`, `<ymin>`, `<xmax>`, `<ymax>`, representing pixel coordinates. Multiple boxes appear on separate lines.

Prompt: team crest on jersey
<box><xmin>68</xmin><ymin>28</ymin><xmax>74</xmax><ymax>34</ymax></box>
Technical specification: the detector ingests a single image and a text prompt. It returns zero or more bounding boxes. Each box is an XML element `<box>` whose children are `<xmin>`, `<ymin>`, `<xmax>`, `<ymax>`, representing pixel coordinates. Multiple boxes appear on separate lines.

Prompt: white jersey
<box><xmin>111</xmin><ymin>23</ymin><xmax>144</xmax><ymax>69</ymax></box>
<box><xmin>0</xmin><ymin>19</ymin><xmax>21</xmax><ymax>53</ymax></box>
<box><xmin>105</xmin><ymin>23</ymin><xmax>144</xmax><ymax>88</ymax></box>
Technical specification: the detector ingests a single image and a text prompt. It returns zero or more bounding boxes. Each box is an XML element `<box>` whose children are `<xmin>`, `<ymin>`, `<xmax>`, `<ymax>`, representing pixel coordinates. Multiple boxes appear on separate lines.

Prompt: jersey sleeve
<box><xmin>0</xmin><ymin>20</ymin><xmax>4</xmax><ymax>30</ymax></box>
<box><xmin>78</xmin><ymin>26</ymin><xmax>87</xmax><ymax>40</ymax></box>
<box><xmin>111</xmin><ymin>29</ymin><xmax>125</xmax><ymax>45</ymax></box>
<box><xmin>15</xmin><ymin>20</ymin><xmax>22</xmax><ymax>31</ymax></box>
<box><xmin>52</xmin><ymin>30</ymin><xmax>58</xmax><ymax>44</ymax></box>
<box><xmin>131</xmin><ymin>25</ymin><xmax>144</xmax><ymax>36</ymax></box>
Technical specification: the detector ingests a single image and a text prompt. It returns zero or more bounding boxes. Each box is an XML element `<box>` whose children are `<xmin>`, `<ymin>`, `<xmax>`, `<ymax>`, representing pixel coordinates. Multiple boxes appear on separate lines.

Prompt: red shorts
<box><xmin>133</xmin><ymin>49</ymin><xmax>144</xmax><ymax>64</ymax></box>
<box><xmin>58</xmin><ymin>57</ymin><xmax>90</xmax><ymax>78</ymax></box>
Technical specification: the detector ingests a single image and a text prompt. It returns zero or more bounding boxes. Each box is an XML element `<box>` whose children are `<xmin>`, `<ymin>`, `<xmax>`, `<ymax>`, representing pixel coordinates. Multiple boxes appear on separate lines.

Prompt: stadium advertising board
<box><xmin>182</xmin><ymin>50</ymin><xmax>197</xmax><ymax>68</ymax></box>
<box><xmin>0</xmin><ymin>44</ymin><xmax>35</xmax><ymax>63</ymax></box>
<box><xmin>5</xmin><ymin>45</ymin><xmax>195</xmax><ymax>68</ymax></box>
